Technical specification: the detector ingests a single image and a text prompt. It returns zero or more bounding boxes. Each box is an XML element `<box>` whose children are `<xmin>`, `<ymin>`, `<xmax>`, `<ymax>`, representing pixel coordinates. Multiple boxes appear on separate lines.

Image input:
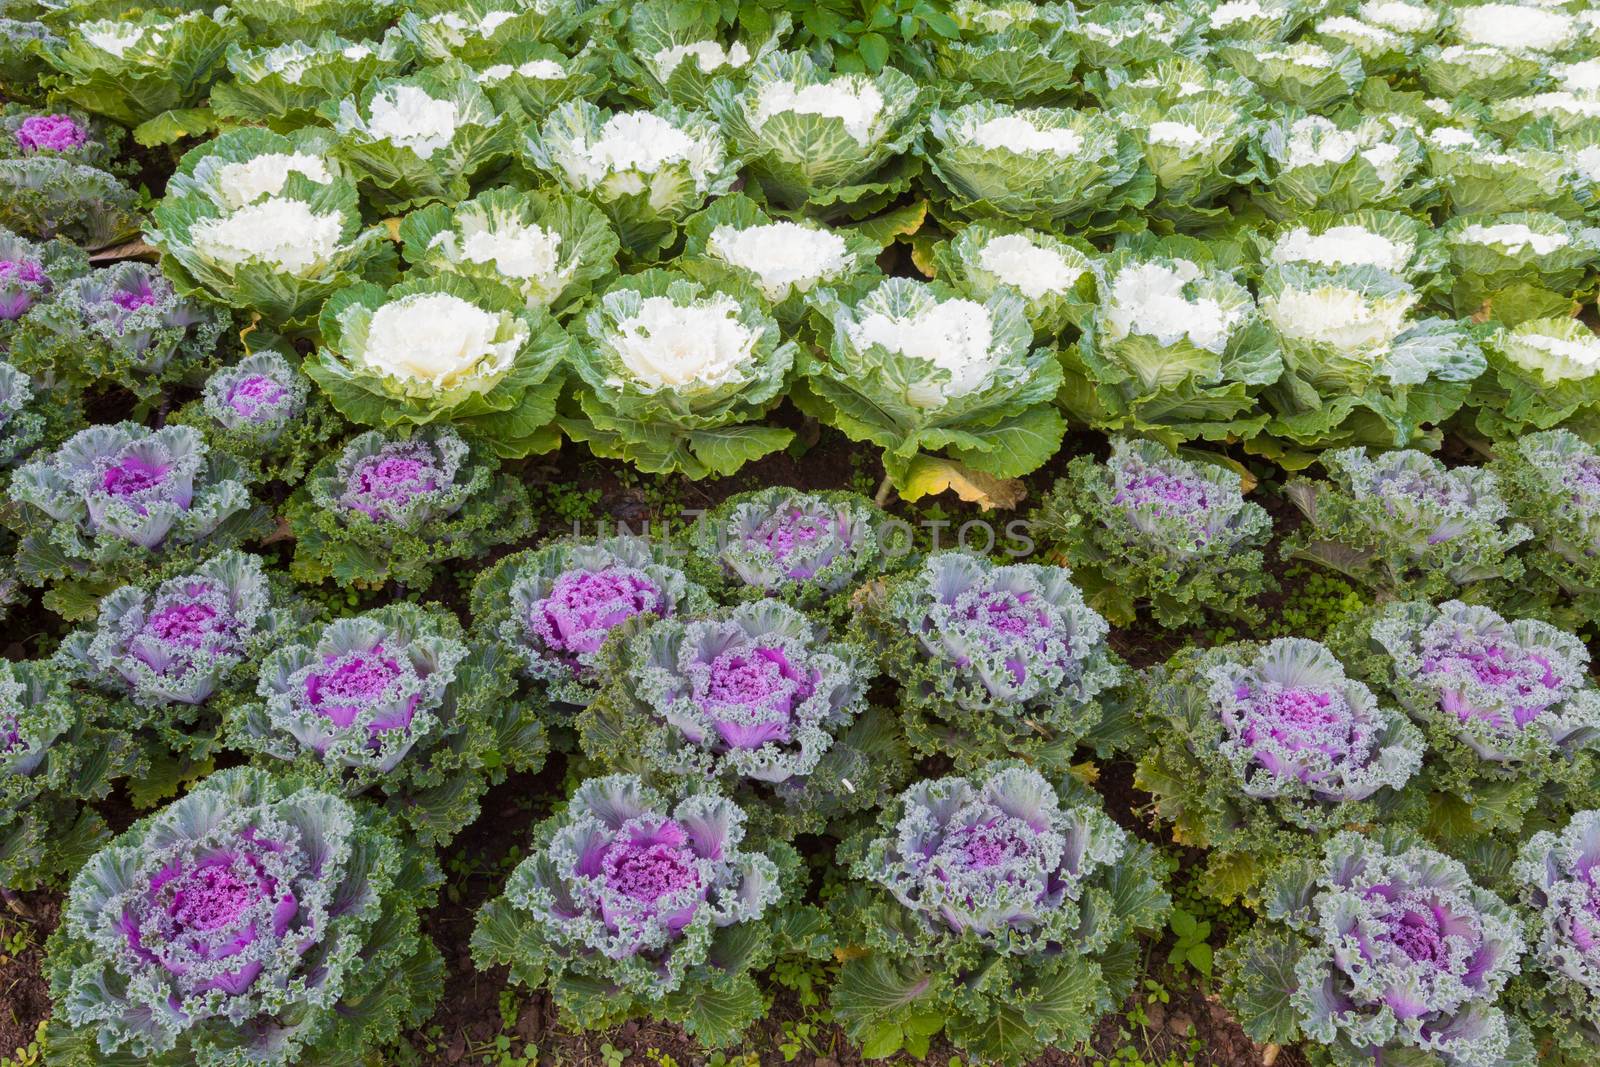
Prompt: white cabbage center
<box><xmin>1105</xmin><ymin>261</ymin><xmax>1242</xmax><ymax>351</ymax></box>
<box><xmin>848</xmin><ymin>297</ymin><xmax>1000</xmax><ymax>408</ymax></box>
<box><xmin>1458</xmin><ymin>222</ymin><xmax>1569</xmax><ymax>256</ymax></box>
<box><xmin>753</xmin><ymin>78</ymin><xmax>887</xmax><ymax>146</ymax></box>
<box><xmin>566</xmin><ymin>112</ymin><xmax>700</xmax><ymax>185</ymax></box>
<box><xmin>191</xmin><ymin>198</ymin><xmax>345</xmax><ymax>274</ymax></box>
<box><xmin>364</xmin><ymin>86</ymin><xmax>462</xmax><ymax>158</ymax></box>
<box><xmin>458</xmin><ymin>222</ymin><xmax>563</xmax><ymax>281</ymax></box>
<box><xmin>213</xmin><ymin>153</ymin><xmax>333</xmax><ymax>210</ymax></box>
<box><xmin>1264</xmin><ymin>285</ymin><xmax>1413</xmax><ymax>353</ymax></box>
<box><xmin>977</xmin><ymin>235</ymin><xmax>1085</xmax><ymax>301</ymax></box>
<box><xmin>965</xmin><ymin>115</ymin><xmax>1082</xmax><ymax>156</ymax></box>
<box><xmin>362</xmin><ymin>292</ymin><xmax>522</xmax><ymax>388</ymax></box>
<box><xmin>1505</xmin><ymin>330</ymin><xmax>1600</xmax><ymax>381</ymax></box>
<box><xmin>653</xmin><ymin>41</ymin><xmax>752</xmax><ymax>78</ymax></box>
<box><xmin>1273</xmin><ymin>225</ymin><xmax>1413</xmax><ymax>273</ymax></box>
<box><xmin>611</xmin><ymin>295</ymin><xmax>758</xmax><ymax>391</ymax></box>
<box><xmin>706</xmin><ymin>222</ymin><xmax>853</xmax><ymax>300</ymax></box>
<box><xmin>1455</xmin><ymin>4</ymin><xmax>1575</xmax><ymax>51</ymax></box>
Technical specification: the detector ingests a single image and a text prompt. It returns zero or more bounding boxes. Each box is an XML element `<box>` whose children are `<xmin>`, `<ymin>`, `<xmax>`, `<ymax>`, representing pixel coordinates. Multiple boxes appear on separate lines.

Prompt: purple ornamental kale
<box><xmin>1112</xmin><ymin>451</ymin><xmax>1218</xmax><ymax>545</ymax></box>
<box><xmin>201</xmin><ymin>351</ymin><xmax>308</xmax><ymax>442</ymax></box>
<box><xmin>1276</xmin><ymin>831</ymin><xmax>1524</xmax><ymax>1067</ymax></box>
<box><xmin>1516</xmin><ymin>810</ymin><xmax>1600</xmax><ymax>1035</ymax></box>
<box><xmin>332</xmin><ymin>429</ymin><xmax>471</xmax><ymax>530</ymax></box>
<box><xmin>14</xmin><ymin>115</ymin><xmax>87</xmax><ymax>154</ymax></box>
<box><xmin>0</xmin><ymin>228</ymin><xmax>54</xmax><ymax>321</ymax></box>
<box><xmin>59</xmin><ymin>551</ymin><xmax>272</xmax><ymax>708</ymax></box>
<box><xmin>691</xmin><ymin>488</ymin><xmax>885</xmax><ymax>605</ymax></box>
<box><xmin>857</xmin><ymin>764</ymin><xmax>1127</xmax><ymax>945</ymax></box>
<box><xmin>492</xmin><ymin>774</ymin><xmax>779</xmax><ymax>979</ymax></box>
<box><xmin>622</xmin><ymin>600</ymin><xmax>866</xmax><ymax>784</ymax></box>
<box><xmin>535</xmin><ymin>568</ymin><xmax>668</xmax><ymax>662</ymax></box>
<box><xmin>1369</xmin><ymin>600</ymin><xmax>1600</xmax><ymax>763</ymax></box>
<box><xmin>1209</xmin><ymin>638</ymin><xmax>1421</xmax><ymax>804</ymax></box>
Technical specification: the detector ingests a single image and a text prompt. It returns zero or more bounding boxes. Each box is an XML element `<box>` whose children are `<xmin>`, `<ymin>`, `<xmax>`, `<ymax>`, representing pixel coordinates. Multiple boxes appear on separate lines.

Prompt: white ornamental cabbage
<box><xmin>1472</xmin><ymin>317</ymin><xmax>1600</xmax><ymax>438</ymax></box>
<box><xmin>932</xmin><ymin>222</ymin><xmax>1097</xmax><ymax>339</ymax></box>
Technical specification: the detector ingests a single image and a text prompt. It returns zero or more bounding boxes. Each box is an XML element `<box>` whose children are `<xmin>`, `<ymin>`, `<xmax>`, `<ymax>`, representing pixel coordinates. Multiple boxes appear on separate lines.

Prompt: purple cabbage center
<box><xmin>531</xmin><ymin>567</ymin><xmax>666</xmax><ymax>662</ymax></box>
<box><xmin>1420</xmin><ymin>634</ymin><xmax>1564</xmax><ymax>730</ymax></box>
<box><xmin>14</xmin><ymin>114</ymin><xmax>87</xmax><ymax>153</ymax></box>
<box><xmin>101</xmin><ymin>455</ymin><xmax>169</xmax><ymax>497</ymax></box>
<box><xmin>303</xmin><ymin>646</ymin><xmax>415</xmax><ymax>733</ymax></box>
<box><xmin>697</xmin><ymin>644</ymin><xmax>815</xmax><ymax>749</ymax></box>
<box><xmin>225</xmin><ymin>374</ymin><xmax>288</xmax><ymax>421</ymax></box>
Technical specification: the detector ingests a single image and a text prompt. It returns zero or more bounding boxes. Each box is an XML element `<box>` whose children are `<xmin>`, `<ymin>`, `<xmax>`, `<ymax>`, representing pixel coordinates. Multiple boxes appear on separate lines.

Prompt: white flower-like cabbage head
<box><xmin>1104</xmin><ymin>259</ymin><xmax>1248</xmax><ymax>352</ymax></box>
<box><xmin>210</xmin><ymin>153</ymin><xmax>333</xmax><ymax>210</ymax></box>
<box><xmin>608</xmin><ymin>293</ymin><xmax>759</xmax><ymax>393</ymax></box>
<box><xmin>706</xmin><ymin>223</ymin><xmax>854</xmax><ymax>302</ymax></box>
<box><xmin>360</xmin><ymin>85</ymin><xmax>463</xmax><ymax>158</ymax></box>
<box><xmin>360</xmin><ymin>292</ymin><xmax>528</xmax><ymax>390</ymax></box>
<box><xmin>846</xmin><ymin>289</ymin><xmax>1002</xmax><ymax>409</ymax></box>
<box><xmin>752</xmin><ymin>76</ymin><xmax>886</xmax><ymax>146</ymax></box>
<box><xmin>190</xmin><ymin>198</ymin><xmax>346</xmax><ymax>274</ymax></box>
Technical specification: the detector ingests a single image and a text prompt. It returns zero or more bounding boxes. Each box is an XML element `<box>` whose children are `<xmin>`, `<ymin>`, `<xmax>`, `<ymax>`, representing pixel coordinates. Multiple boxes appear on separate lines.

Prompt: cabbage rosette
<box><xmin>325</xmin><ymin>62</ymin><xmax>514</xmax><ymax>211</ymax></box>
<box><xmin>1258</xmin><ymin>263</ymin><xmax>1484</xmax><ymax>458</ymax></box>
<box><xmin>0</xmin><ymin>360</ymin><xmax>49</xmax><ymax>468</ymax></box>
<box><xmin>181</xmin><ymin>350</ymin><xmax>339</xmax><ymax>484</ymax></box>
<box><xmin>1222</xmin><ymin>830</ymin><xmax>1526</xmax><ymax>1067</ymax></box>
<box><xmin>0</xmin><ymin>157</ymin><xmax>143</xmax><ymax>250</ymax></box>
<box><xmin>615</xmin><ymin>0</ymin><xmax>787</xmax><ymax>110</ymax></box>
<box><xmin>1065</xmin><ymin>1</ymin><xmax>1200</xmax><ymax>70</ymax></box>
<box><xmin>0</xmin><ymin>658</ymin><xmax>134</xmax><ymax>892</ymax></box>
<box><xmin>465</xmin><ymin>40</ymin><xmax>611</xmax><ymax>120</ymax></box>
<box><xmin>309</xmin><ymin>273</ymin><xmax>571</xmax><ymax>457</ymax></box>
<box><xmin>858</xmin><ymin>551</ymin><xmax>1123</xmax><ymax>768</ymax></box>
<box><xmin>928</xmin><ymin>1</ymin><xmax>1080</xmax><ymax>105</ymax></box>
<box><xmin>398</xmin><ymin>186</ymin><xmax>619</xmax><ymax>316</ymax></box>
<box><xmin>152</xmin><ymin>129</ymin><xmax>397</xmax><ymax>332</ymax></box>
<box><xmin>0</xmin><ymin>223</ymin><xmax>88</xmax><ymax>346</ymax></box>
<box><xmin>0</xmin><ymin>105</ymin><xmax>123</xmax><ymax>170</ymax></box>
<box><xmin>710</xmin><ymin>51</ymin><xmax>925</xmax><ymax>215</ymax></box>
<box><xmin>1066</xmin><ymin>239</ymin><xmax>1281</xmax><ymax>446</ymax></box>
<box><xmin>390</xmin><ymin>0</ymin><xmax>584</xmax><ymax>63</ymax></box>
<box><xmin>1427</xmin><ymin>126</ymin><xmax>1588</xmax><ymax>218</ymax></box>
<box><xmin>1471</xmin><ymin>317</ymin><xmax>1600</xmax><ymax>439</ymax></box>
<box><xmin>1253</xmin><ymin>208</ymin><xmax>1447</xmax><ymax>294</ymax></box>
<box><xmin>1513</xmin><ymin>810</ymin><xmax>1600</xmax><ymax>1059</ymax></box>
<box><xmin>286</xmin><ymin>426</ymin><xmax>534</xmax><ymax>589</ymax></box>
<box><xmin>38</xmin><ymin>11</ymin><xmax>238</xmax><ymax>131</ymax></box>
<box><xmin>564</xmin><ymin>270</ymin><xmax>796</xmax><ymax>478</ymax></box>
<box><xmin>1283</xmin><ymin>447</ymin><xmax>1529</xmax><ymax>601</ymax></box>
<box><xmin>1440</xmin><ymin>212</ymin><xmax>1600</xmax><ymax>323</ymax></box>
<box><xmin>1136</xmin><ymin>638</ymin><xmax>1424</xmax><ymax>901</ymax></box>
<box><xmin>805</xmin><ymin>277</ymin><xmax>1065</xmax><ymax>495</ymax></box>
<box><xmin>42</xmin><ymin>766</ymin><xmax>442</xmax><ymax>1066</ymax></box>
<box><xmin>930</xmin><ymin>222</ymin><xmax>1096</xmax><ymax>341</ymax></box>
<box><xmin>1035</xmin><ymin>438</ymin><xmax>1275</xmax><ymax>628</ymax></box>
<box><xmin>226</xmin><ymin>602</ymin><xmax>546</xmax><ymax>846</ymax></box>
<box><xmin>210</xmin><ymin>34</ymin><xmax>411</xmax><ymax>128</ymax></box>
<box><xmin>1494</xmin><ymin>430</ymin><xmax>1600</xmax><ymax>631</ymax></box>
<box><xmin>469</xmin><ymin>535</ymin><xmax>715</xmax><ymax>713</ymax></box>
<box><xmin>1250</xmin><ymin>110</ymin><xmax>1425</xmax><ymax>218</ymax></box>
<box><xmin>1133</xmin><ymin>97</ymin><xmax>1257</xmax><ymax>224</ymax></box>
<box><xmin>922</xmin><ymin>101</ymin><xmax>1152</xmax><ymax>231</ymax></box>
<box><xmin>583</xmin><ymin>600</ymin><xmax>897</xmax><ymax>835</ymax></box>
<box><xmin>832</xmin><ymin>762</ymin><xmax>1169</xmax><ymax>1066</ymax></box>
<box><xmin>686</xmin><ymin>486</ymin><xmax>894</xmax><ymax>613</ymax></box>
<box><xmin>678</xmin><ymin>193</ymin><xmax>880</xmax><ymax>327</ymax></box>
<box><xmin>471</xmin><ymin>774</ymin><xmax>797</xmax><ymax>1046</ymax></box>
<box><xmin>1217</xmin><ymin>41</ymin><xmax>1366</xmax><ymax>110</ymax></box>
<box><xmin>1343</xmin><ymin>598</ymin><xmax>1600</xmax><ymax>838</ymax></box>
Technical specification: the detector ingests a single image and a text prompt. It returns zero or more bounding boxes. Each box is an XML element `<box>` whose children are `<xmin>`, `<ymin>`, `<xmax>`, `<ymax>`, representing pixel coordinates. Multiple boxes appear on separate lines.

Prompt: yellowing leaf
<box><xmin>895</xmin><ymin>454</ymin><xmax>1027</xmax><ymax>509</ymax></box>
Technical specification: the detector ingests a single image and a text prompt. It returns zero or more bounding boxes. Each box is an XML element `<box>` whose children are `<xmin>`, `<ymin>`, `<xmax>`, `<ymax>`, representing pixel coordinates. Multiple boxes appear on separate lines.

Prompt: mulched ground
<box><xmin>0</xmin><ymin>423</ymin><xmax>1315</xmax><ymax>1067</ymax></box>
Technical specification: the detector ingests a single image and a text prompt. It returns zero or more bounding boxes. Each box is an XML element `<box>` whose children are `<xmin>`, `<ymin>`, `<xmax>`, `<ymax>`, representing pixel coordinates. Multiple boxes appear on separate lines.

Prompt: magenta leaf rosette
<box><xmin>584</xmin><ymin>599</ymin><xmax>898</xmax><ymax>835</ymax></box>
<box><xmin>1286</xmin><ymin>447</ymin><xmax>1530</xmax><ymax>602</ymax></box>
<box><xmin>1036</xmin><ymin>437</ymin><xmax>1275</xmax><ymax>627</ymax></box>
<box><xmin>471</xmin><ymin>774</ymin><xmax>795</xmax><ymax>1046</ymax></box>
<box><xmin>288</xmin><ymin>426</ymin><xmax>533</xmax><ymax>589</ymax></box>
<box><xmin>860</xmin><ymin>550</ymin><xmax>1123</xmax><ymax>768</ymax></box>
<box><xmin>1513</xmin><ymin>809</ymin><xmax>1600</xmax><ymax>1058</ymax></box>
<box><xmin>8</xmin><ymin>260</ymin><xmax>226</xmax><ymax>403</ymax></box>
<box><xmin>832</xmin><ymin>763</ymin><xmax>1169</xmax><ymax>1065</ymax></box>
<box><xmin>0</xmin><ymin>105</ymin><xmax>122</xmax><ymax>170</ymax></box>
<box><xmin>42</xmin><ymin>766</ymin><xmax>442</xmax><ymax>1067</ymax></box>
<box><xmin>1223</xmin><ymin>830</ymin><xmax>1527</xmax><ymax>1067</ymax></box>
<box><xmin>183</xmin><ymin>350</ymin><xmax>340</xmax><ymax>485</ymax></box>
<box><xmin>56</xmin><ymin>551</ymin><xmax>292</xmax><ymax>781</ymax></box>
<box><xmin>7</xmin><ymin>422</ymin><xmax>261</xmax><ymax>607</ymax></box>
<box><xmin>226</xmin><ymin>602</ymin><xmax>545</xmax><ymax>846</ymax></box>
<box><xmin>0</xmin><ymin>223</ymin><xmax>88</xmax><ymax>341</ymax></box>
<box><xmin>1</xmin><ymin>657</ymin><xmax>134</xmax><ymax>891</ymax></box>
<box><xmin>1494</xmin><ymin>429</ymin><xmax>1600</xmax><ymax>632</ymax></box>
<box><xmin>1345</xmin><ymin>599</ymin><xmax>1600</xmax><ymax>838</ymax></box>
<box><xmin>1137</xmin><ymin>637</ymin><xmax>1424</xmax><ymax>902</ymax></box>
<box><xmin>470</xmin><ymin>536</ymin><xmax>714</xmax><ymax>713</ymax></box>
<box><xmin>687</xmin><ymin>487</ymin><xmax>895</xmax><ymax>614</ymax></box>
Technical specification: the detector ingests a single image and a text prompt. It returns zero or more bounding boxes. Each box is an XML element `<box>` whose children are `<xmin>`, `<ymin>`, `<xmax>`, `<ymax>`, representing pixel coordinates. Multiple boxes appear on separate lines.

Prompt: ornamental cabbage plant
<box><xmin>9</xmin><ymin>261</ymin><xmax>227</xmax><ymax>402</ymax></box>
<box><xmin>0</xmin><ymin>224</ymin><xmax>87</xmax><ymax>346</ymax></box>
<box><xmin>1512</xmin><ymin>810</ymin><xmax>1600</xmax><ymax>1061</ymax></box>
<box><xmin>615</xmin><ymin>0</ymin><xmax>786</xmax><ymax>110</ymax></box>
<box><xmin>687</xmin><ymin>487</ymin><xmax>893</xmax><ymax>613</ymax></box>
<box><xmin>0</xmin><ymin>360</ymin><xmax>47</xmax><ymax>468</ymax></box>
<box><xmin>470</xmin><ymin>535</ymin><xmax>714</xmax><ymax>715</ymax></box>
<box><xmin>1493</xmin><ymin>430</ymin><xmax>1600</xmax><ymax>631</ymax></box>
<box><xmin>928</xmin><ymin>1</ymin><xmax>1080</xmax><ymax>105</ymax></box>
<box><xmin>309</xmin><ymin>273</ymin><xmax>571</xmax><ymax>457</ymax></box>
<box><xmin>0</xmin><ymin>157</ymin><xmax>143</xmax><ymax>249</ymax></box>
<box><xmin>805</xmin><ymin>277</ymin><xmax>1064</xmax><ymax>495</ymax></box>
<box><xmin>325</xmin><ymin>62</ymin><xmax>514</xmax><ymax>210</ymax></box>
<box><xmin>565</xmin><ymin>270</ymin><xmax>796</xmax><ymax>478</ymax></box>
<box><xmin>1136</xmin><ymin>638</ymin><xmax>1424</xmax><ymax>901</ymax></box>
<box><xmin>152</xmin><ymin>128</ymin><xmax>398</xmax><ymax>332</ymax></box>
<box><xmin>1250</xmin><ymin>110</ymin><xmax>1425</xmax><ymax>217</ymax></box>
<box><xmin>1223</xmin><ymin>830</ymin><xmax>1526</xmax><ymax>1067</ymax></box>
<box><xmin>582</xmin><ymin>600</ymin><xmax>897</xmax><ymax>836</ymax></box>
<box><xmin>185</xmin><ymin>350</ymin><xmax>339</xmax><ymax>484</ymax></box>
<box><xmin>711</xmin><ymin>52</ymin><xmax>924</xmax><ymax>215</ymax></box>
<box><xmin>38</xmin><ymin>11</ymin><xmax>238</xmax><ymax>129</ymax></box>
<box><xmin>465</xmin><ymin>40</ymin><xmax>612</xmax><ymax>121</ymax></box>
<box><xmin>1254</xmin><ymin>208</ymin><xmax>1447</xmax><ymax>293</ymax></box>
<box><xmin>1065</xmin><ymin>1</ymin><xmax>1200</xmax><ymax>70</ymax></box>
<box><xmin>1284</xmin><ymin>448</ymin><xmax>1530</xmax><ymax>602</ymax></box>
<box><xmin>1217</xmin><ymin>41</ymin><xmax>1365</xmax><ymax>109</ymax></box>
<box><xmin>1259</xmin><ymin>264</ymin><xmax>1485</xmax><ymax>456</ymax></box>
<box><xmin>1035</xmin><ymin>438</ymin><xmax>1274</xmax><ymax>627</ymax></box>
<box><xmin>1419</xmin><ymin>44</ymin><xmax>1544</xmax><ymax>102</ymax></box>
<box><xmin>227</xmin><ymin>0</ymin><xmax>403</xmax><ymax>45</ymax></box>
<box><xmin>678</xmin><ymin>193</ymin><xmax>881</xmax><ymax>327</ymax></box>
<box><xmin>1065</xmin><ymin>238</ymin><xmax>1280</xmax><ymax>445</ymax></box>
<box><xmin>525</xmin><ymin>101</ymin><xmax>738</xmax><ymax>257</ymax></box>
<box><xmin>1471</xmin><ymin>317</ymin><xmax>1600</xmax><ymax>440</ymax></box>
<box><xmin>7</xmin><ymin>423</ymin><xmax>258</xmax><ymax>600</ymax></box>
<box><xmin>858</xmin><ymin>551</ymin><xmax>1122</xmax><ymax>768</ymax></box>
<box><xmin>0</xmin><ymin>106</ymin><xmax>121</xmax><ymax>170</ymax></box>
<box><xmin>55</xmin><ymin>550</ymin><xmax>294</xmax><ymax>781</ymax></box>
<box><xmin>1441</xmin><ymin>212</ymin><xmax>1600</xmax><ymax>323</ymax></box>
<box><xmin>43</xmin><ymin>765</ymin><xmax>442</xmax><ymax>1066</ymax></box>
<box><xmin>832</xmin><ymin>763</ymin><xmax>1169</xmax><ymax>1065</ymax></box>
<box><xmin>1344</xmin><ymin>599</ymin><xmax>1600</xmax><ymax>838</ymax></box>
<box><xmin>209</xmin><ymin>33</ymin><xmax>410</xmax><ymax>128</ymax></box>
<box><xmin>1130</xmin><ymin>97</ymin><xmax>1256</xmax><ymax>225</ymax></box>
<box><xmin>398</xmin><ymin>186</ymin><xmax>619</xmax><ymax>316</ymax></box>
<box><xmin>226</xmin><ymin>602</ymin><xmax>546</xmax><ymax>846</ymax></box>
<box><xmin>922</xmin><ymin>101</ymin><xmax>1152</xmax><ymax>231</ymax></box>
<box><xmin>0</xmin><ymin>658</ymin><xmax>134</xmax><ymax>892</ymax></box>
<box><xmin>391</xmin><ymin>0</ymin><xmax>574</xmax><ymax>63</ymax></box>
<box><xmin>471</xmin><ymin>774</ymin><xmax>796</xmax><ymax>1045</ymax></box>
<box><xmin>930</xmin><ymin>222</ymin><xmax>1095</xmax><ymax>341</ymax></box>
<box><xmin>286</xmin><ymin>427</ymin><xmax>534</xmax><ymax>589</ymax></box>
<box><xmin>1427</xmin><ymin>126</ymin><xmax>1590</xmax><ymax>217</ymax></box>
